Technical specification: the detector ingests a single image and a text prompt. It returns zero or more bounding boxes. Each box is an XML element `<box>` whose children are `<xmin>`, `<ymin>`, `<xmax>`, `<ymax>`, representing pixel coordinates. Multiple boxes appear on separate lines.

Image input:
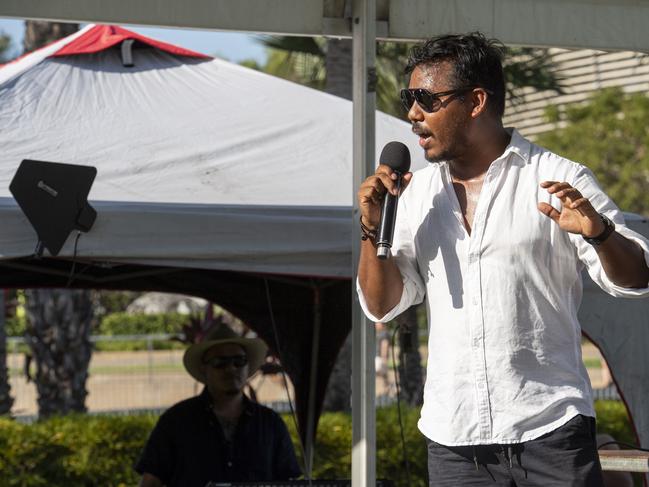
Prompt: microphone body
<box><xmin>376</xmin><ymin>176</ymin><xmax>402</xmax><ymax>259</ymax></box>
<box><xmin>376</xmin><ymin>142</ymin><xmax>411</xmax><ymax>260</ymax></box>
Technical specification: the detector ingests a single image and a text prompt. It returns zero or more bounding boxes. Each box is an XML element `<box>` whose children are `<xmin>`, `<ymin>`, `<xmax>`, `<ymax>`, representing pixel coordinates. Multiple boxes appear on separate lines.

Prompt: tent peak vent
<box><xmin>121</xmin><ymin>39</ymin><xmax>135</xmax><ymax>67</ymax></box>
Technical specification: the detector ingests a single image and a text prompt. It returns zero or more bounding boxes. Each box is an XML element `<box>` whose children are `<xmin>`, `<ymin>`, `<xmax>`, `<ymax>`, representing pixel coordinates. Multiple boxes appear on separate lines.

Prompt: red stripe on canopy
<box><xmin>52</xmin><ymin>25</ymin><xmax>211</xmax><ymax>59</ymax></box>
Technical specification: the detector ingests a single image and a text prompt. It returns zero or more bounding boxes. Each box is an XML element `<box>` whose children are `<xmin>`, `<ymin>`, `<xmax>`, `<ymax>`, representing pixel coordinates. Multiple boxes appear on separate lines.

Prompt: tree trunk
<box><xmin>321</xmin><ymin>33</ymin><xmax>354</xmax><ymax>411</ymax></box>
<box><xmin>325</xmin><ymin>38</ymin><xmax>353</xmax><ymax>101</ymax></box>
<box><xmin>396</xmin><ymin>306</ymin><xmax>424</xmax><ymax>406</ymax></box>
<box><xmin>24</xmin><ymin>289</ymin><xmax>94</xmax><ymax>417</ymax></box>
<box><xmin>0</xmin><ymin>292</ymin><xmax>13</xmax><ymax>415</ymax></box>
<box><xmin>22</xmin><ymin>21</ymin><xmax>78</xmax><ymax>53</ymax></box>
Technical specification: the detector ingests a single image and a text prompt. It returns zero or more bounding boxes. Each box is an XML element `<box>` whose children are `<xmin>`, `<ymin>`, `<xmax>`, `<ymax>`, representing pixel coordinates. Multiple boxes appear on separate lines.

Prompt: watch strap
<box><xmin>583</xmin><ymin>213</ymin><xmax>615</xmax><ymax>246</ymax></box>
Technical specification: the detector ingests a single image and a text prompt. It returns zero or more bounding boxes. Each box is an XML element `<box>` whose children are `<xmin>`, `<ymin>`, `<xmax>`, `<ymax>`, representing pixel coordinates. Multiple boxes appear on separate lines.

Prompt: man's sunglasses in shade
<box><xmin>400</xmin><ymin>86</ymin><xmax>493</xmax><ymax>113</ymax></box>
<box><xmin>204</xmin><ymin>355</ymin><xmax>248</xmax><ymax>369</ymax></box>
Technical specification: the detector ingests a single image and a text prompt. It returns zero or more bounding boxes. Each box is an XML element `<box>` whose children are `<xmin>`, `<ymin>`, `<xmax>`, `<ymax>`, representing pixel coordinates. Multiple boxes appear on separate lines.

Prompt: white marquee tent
<box><xmin>0</xmin><ymin>24</ymin><xmax>427</xmax><ymax>276</ymax></box>
<box><xmin>0</xmin><ymin>24</ymin><xmax>430</xmax><ymax>470</ymax></box>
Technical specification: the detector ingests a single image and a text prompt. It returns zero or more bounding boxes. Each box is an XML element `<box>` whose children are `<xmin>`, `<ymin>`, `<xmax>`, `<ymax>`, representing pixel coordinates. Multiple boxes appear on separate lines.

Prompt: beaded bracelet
<box><xmin>360</xmin><ymin>216</ymin><xmax>377</xmax><ymax>241</ymax></box>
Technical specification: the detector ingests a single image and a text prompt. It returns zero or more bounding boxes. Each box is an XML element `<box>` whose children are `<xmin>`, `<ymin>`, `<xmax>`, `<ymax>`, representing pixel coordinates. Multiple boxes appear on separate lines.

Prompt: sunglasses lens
<box><xmin>232</xmin><ymin>356</ymin><xmax>248</xmax><ymax>367</ymax></box>
<box><xmin>401</xmin><ymin>89</ymin><xmax>441</xmax><ymax>113</ymax></box>
<box><xmin>401</xmin><ymin>90</ymin><xmax>414</xmax><ymax>111</ymax></box>
<box><xmin>209</xmin><ymin>356</ymin><xmax>248</xmax><ymax>368</ymax></box>
<box><xmin>415</xmin><ymin>90</ymin><xmax>438</xmax><ymax>113</ymax></box>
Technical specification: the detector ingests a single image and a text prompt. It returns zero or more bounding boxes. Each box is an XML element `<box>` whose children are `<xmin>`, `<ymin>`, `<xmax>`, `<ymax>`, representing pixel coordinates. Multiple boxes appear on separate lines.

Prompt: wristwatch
<box><xmin>583</xmin><ymin>213</ymin><xmax>615</xmax><ymax>246</ymax></box>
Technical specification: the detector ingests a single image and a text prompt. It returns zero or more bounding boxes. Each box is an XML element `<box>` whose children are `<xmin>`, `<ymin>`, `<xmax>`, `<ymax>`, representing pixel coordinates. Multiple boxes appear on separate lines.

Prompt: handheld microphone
<box><xmin>376</xmin><ymin>142</ymin><xmax>411</xmax><ymax>259</ymax></box>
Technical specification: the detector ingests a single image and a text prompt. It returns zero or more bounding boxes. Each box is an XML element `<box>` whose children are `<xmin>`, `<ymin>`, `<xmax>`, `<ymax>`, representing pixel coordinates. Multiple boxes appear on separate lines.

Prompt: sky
<box><xmin>0</xmin><ymin>18</ymin><xmax>269</xmax><ymax>64</ymax></box>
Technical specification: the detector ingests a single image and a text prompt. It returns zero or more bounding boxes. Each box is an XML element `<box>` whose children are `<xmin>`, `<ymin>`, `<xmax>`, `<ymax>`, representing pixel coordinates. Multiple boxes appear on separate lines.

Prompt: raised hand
<box><xmin>537</xmin><ymin>181</ymin><xmax>605</xmax><ymax>238</ymax></box>
<box><xmin>357</xmin><ymin>165</ymin><xmax>413</xmax><ymax>231</ymax></box>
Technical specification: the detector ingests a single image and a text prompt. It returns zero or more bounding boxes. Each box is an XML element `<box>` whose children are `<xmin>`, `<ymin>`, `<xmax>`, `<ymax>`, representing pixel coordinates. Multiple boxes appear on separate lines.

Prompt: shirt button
<box><xmin>227</xmin><ymin>461</ymin><xmax>232</xmax><ymax>467</ymax></box>
<box><xmin>472</xmin><ymin>297</ymin><xmax>479</xmax><ymax>305</ymax></box>
<box><xmin>477</xmin><ymin>382</ymin><xmax>486</xmax><ymax>389</ymax></box>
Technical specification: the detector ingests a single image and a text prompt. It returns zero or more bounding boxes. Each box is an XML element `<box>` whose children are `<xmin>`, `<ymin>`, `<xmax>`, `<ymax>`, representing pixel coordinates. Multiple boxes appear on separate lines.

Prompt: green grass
<box><xmin>583</xmin><ymin>358</ymin><xmax>603</xmax><ymax>369</ymax></box>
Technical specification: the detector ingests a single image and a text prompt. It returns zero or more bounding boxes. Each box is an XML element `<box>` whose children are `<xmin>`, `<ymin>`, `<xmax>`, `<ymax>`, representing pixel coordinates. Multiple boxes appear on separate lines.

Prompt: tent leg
<box><xmin>305</xmin><ymin>284</ymin><xmax>321</xmax><ymax>478</ymax></box>
<box><xmin>352</xmin><ymin>0</ymin><xmax>376</xmax><ymax>486</ymax></box>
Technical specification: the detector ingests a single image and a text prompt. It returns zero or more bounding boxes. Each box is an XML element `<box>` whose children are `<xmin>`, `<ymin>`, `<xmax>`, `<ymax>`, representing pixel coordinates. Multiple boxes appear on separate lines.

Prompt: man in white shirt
<box><xmin>357</xmin><ymin>32</ymin><xmax>649</xmax><ymax>486</ymax></box>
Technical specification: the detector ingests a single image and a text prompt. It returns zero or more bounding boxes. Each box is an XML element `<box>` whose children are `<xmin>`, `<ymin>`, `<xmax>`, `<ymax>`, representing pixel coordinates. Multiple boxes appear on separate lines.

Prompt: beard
<box><xmin>421</xmin><ymin>119</ymin><xmax>471</xmax><ymax>164</ymax></box>
<box><xmin>423</xmin><ymin>135</ymin><xmax>468</xmax><ymax>163</ymax></box>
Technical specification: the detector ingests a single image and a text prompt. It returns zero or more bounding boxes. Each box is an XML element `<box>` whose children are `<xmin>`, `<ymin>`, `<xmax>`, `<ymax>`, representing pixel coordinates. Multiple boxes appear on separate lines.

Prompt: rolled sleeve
<box><xmin>572</xmin><ymin>166</ymin><xmax>649</xmax><ymax>297</ymax></box>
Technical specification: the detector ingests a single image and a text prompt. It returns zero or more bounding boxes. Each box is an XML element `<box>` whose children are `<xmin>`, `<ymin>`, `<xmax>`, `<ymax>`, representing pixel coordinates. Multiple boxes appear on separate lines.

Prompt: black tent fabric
<box><xmin>0</xmin><ymin>257</ymin><xmax>351</xmax><ymax>447</ymax></box>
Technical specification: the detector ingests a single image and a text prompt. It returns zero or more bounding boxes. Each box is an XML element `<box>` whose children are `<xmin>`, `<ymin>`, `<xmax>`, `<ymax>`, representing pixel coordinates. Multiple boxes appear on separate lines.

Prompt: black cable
<box><xmin>391</xmin><ymin>325</ymin><xmax>412</xmax><ymax>487</ymax></box>
<box><xmin>598</xmin><ymin>441</ymin><xmax>649</xmax><ymax>452</ymax></box>
<box><xmin>65</xmin><ymin>232</ymin><xmax>83</xmax><ymax>287</ymax></box>
<box><xmin>263</xmin><ymin>278</ymin><xmax>311</xmax><ymax>485</ymax></box>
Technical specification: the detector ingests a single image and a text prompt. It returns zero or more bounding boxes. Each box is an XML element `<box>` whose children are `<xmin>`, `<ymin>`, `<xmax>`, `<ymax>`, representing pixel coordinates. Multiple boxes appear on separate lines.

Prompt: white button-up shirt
<box><xmin>358</xmin><ymin>129</ymin><xmax>649</xmax><ymax>446</ymax></box>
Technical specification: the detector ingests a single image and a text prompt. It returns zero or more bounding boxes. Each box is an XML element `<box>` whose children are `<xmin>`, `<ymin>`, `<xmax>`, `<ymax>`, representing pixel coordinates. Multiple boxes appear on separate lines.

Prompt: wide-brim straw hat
<box><xmin>183</xmin><ymin>325</ymin><xmax>268</xmax><ymax>384</ymax></box>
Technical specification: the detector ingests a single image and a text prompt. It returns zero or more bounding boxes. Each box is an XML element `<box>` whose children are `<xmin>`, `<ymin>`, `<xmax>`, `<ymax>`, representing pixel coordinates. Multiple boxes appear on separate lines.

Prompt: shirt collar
<box><xmin>501</xmin><ymin>127</ymin><xmax>530</xmax><ymax>164</ymax></box>
<box><xmin>200</xmin><ymin>386</ymin><xmax>255</xmax><ymax>417</ymax></box>
<box><xmin>433</xmin><ymin>127</ymin><xmax>530</xmax><ymax>170</ymax></box>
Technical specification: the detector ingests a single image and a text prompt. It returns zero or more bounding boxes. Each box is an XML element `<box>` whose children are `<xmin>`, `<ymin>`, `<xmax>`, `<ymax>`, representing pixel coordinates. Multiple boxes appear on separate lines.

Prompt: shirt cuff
<box><xmin>355</xmin><ymin>274</ymin><xmax>420</xmax><ymax>322</ymax></box>
<box><xmin>597</xmin><ymin>227</ymin><xmax>649</xmax><ymax>297</ymax></box>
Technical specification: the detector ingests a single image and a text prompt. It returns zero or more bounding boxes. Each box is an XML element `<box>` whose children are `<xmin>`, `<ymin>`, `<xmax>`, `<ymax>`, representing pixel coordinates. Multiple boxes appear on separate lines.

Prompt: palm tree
<box><xmin>24</xmin><ymin>289</ymin><xmax>94</xmax><ymax>416</ymax></box>
<box><xmin>258</xmin><ymin>38</ymin><xmax>562</xmax><ymax>119</ymax></box>
<box><xmin>21</xmin><ymin>20</ymin><xmax>94</xmax><ymax>418</ymax></box>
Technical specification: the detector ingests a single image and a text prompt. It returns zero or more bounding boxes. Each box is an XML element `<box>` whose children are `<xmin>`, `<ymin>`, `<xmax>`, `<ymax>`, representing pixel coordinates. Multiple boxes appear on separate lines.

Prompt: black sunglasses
<box><xmin>400</xmin><ymin>86</ymin><xmax>492</xmax><ymax>113</ymax></box>
<box><xmin>204</xmin><ymin>355</ymin><xmax>248</xmax><ymax>369</ymax></box>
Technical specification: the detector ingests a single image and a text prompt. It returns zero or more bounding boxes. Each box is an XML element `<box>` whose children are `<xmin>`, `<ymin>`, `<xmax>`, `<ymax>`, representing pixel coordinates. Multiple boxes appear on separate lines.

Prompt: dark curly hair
<box><xmin>406</xmin><ymin>32</ymin><xmax>506</xmax><ymax>118</ymax></box>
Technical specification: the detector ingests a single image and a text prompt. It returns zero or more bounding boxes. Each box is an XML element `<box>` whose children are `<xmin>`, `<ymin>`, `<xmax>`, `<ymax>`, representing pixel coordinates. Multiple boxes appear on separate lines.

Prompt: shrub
<box><xmin>595</xmin><ymin>399</ymin><xmax>636</xmax><ymax>445</ymax></box>
<box><xmin>0</xmin><ymin>414</ymin><xmax>156</xmax><ymax>486</ymax></box>
<box><xmin>5</xmin><ymin>315</ymin><xmax>27</xmax><ymax>337</ymax></box>
<box><xmin>0</xmin><ymin>401</ymin><xmax>637</xmax><ymax>486</ymax></box>
<box><xmin>97</xmin><ymin>312</ymin><xmax>188</xmax><ymax>336</ymax></box>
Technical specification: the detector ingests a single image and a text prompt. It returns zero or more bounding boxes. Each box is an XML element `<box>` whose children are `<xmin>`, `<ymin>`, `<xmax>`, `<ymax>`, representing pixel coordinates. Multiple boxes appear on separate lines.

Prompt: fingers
<box><xmin>541</xmin><ymin>181</ymin><xmax>576</xmax><ymax>197</ymax></box>
<box><xmin>540</xmin><ymin>181</ymin><xmax>597</xmax><ymax>215</ymax></box>
<box><xmin>358</xmin><ymin>166</ymin><xmax>412</xmax><ymax>228</ymax></box>
<box><xmin>401</xmin><ymin>172</ymin><xmax>413</xmax><ymax>192</ymax></box>
<box><xmin>537</xmin><ymin>202</ymin><xmax>561</xmax><ymax>222</ymax></box>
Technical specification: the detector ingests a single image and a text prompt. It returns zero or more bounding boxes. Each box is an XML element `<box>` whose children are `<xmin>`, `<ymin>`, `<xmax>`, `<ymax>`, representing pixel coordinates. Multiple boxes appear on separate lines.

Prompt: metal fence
<box><xmin>5</xmin><ymin>334</ymin><xmax>619</xmax><ymax>419</ymax></box>
<box><xmin>6</xmin><ymin>334</ymin><xmax>297</xmax><ymax>418</ymax></box>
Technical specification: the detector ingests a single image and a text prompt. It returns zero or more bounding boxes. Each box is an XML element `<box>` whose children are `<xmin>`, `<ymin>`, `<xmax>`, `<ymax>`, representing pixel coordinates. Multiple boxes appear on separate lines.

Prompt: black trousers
<box><xmin>427</xmin><ymin>415</ymin><xmax>604</xmax><ymax>487</ymax></box>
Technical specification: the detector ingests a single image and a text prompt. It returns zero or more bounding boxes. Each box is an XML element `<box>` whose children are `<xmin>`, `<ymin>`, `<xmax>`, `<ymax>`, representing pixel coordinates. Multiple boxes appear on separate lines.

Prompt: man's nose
<box><xmin>407</xmin><ymin>101</ymin><xmax>425</xmax><ymax>123</ymax></box>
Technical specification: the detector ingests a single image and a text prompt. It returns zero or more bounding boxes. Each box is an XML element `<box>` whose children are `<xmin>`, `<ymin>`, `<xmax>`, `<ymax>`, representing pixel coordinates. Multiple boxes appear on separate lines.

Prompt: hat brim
<box><xmin>183</xmin><ymin>336</ymin><xmax>268</xmax><ymax>384</ymax></box>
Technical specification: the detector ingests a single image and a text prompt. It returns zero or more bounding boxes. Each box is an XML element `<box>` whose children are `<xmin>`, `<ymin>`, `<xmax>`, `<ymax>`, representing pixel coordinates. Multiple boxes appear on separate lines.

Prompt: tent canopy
<box><xmin>0</xmin><ymin>24</ymin><xmax>427</xmax><ymax>447</ymax></box>
<box><xmin>0</xmin><ymin>24</ymin><xmax>426</xmax><ymax>277</ymax></box>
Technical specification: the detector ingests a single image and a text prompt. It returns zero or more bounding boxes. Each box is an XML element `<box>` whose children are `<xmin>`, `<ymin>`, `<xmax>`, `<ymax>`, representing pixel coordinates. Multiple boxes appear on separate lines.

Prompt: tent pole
<box><xmin>352</xmin><ymin>0</ymin><xmax>376</xmax><ymax>486</ymax></box>
<box><xmin>305</xmin><ymin>284</ymin><xmax>321</xmax><ymax>478</ymax></box>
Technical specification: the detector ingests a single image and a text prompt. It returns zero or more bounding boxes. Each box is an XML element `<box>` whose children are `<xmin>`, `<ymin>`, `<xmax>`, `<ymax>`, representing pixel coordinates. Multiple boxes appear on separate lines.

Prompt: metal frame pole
<box><xmin>351</xmin><ymin>0</ymin><xmax>376</xmax><ymax>486</ymax></box>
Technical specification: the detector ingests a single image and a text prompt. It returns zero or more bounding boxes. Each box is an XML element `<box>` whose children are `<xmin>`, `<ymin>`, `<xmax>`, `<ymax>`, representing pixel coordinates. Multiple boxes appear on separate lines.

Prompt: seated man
<box><xmin>136</xmin><ymin>325</ymin><xmax>301</xmax><ymax>487</ymax></box>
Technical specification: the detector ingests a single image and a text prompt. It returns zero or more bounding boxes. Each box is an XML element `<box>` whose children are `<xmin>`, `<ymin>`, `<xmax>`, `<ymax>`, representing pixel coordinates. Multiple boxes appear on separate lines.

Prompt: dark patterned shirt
<box><xmin>135</xmin><ymin>389</ymin><xmax>301</xmax><ymax>486</ymax></box>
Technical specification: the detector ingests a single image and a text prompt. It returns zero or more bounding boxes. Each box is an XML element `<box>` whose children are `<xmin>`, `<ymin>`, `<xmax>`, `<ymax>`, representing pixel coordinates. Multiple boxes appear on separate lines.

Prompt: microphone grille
<box><xmin>379</xmin><ymin>141</ymin><xmax>411</xmax><ymax>174</ymax></box>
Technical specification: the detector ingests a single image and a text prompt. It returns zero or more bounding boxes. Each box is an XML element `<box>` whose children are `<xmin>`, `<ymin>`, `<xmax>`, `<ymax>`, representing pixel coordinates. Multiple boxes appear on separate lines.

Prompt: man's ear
<box><xmin>470</xmin><ymin>88</ymin><xmax>490</xmax><ymax>118</ymax></box>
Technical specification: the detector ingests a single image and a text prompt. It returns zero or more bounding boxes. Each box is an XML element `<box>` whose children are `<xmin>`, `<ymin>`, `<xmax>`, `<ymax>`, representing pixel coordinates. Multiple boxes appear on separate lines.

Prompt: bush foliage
<box><xmin>537</xmin><ymin>87</ymin><xmax>649</xmax><ymax>216</ymax></box>
<box><xmin>97</xmin><ymin>312</ymin><xmax>188</xmax><ymax>336</ymax></box>
<box><xmin>0</xmin><ymin>400</ymin><xmax>635</xmax><ymax>487</ymax></box>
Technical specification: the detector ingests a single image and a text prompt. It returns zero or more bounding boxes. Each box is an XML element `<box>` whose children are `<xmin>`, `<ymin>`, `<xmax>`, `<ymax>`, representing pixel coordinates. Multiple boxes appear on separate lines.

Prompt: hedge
<box><xmin>0</xmin><ymin>413</ymin><xmax>155</xmax><ymax>486</ymax></box>
<box><xmin>96</xmin><ymin>312</ymin><xmax>188</xmax><ymax>336</ymax></box>
<box><xmin>0</xmin><ymin>400</ymin><xmax>637</xmax><ymax>486</ymax></box>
